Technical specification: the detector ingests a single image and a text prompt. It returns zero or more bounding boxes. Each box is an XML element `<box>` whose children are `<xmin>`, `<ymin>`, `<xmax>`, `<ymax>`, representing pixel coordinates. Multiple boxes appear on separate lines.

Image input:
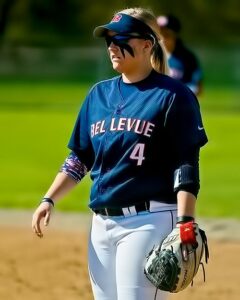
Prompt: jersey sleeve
<box><xmin>164</xmin><ymin>88</ymin><xmax>208</xmax><ymax>161</ymax></box>
<box><xmin>68</xmin><ymin>96</ymin><xmax>94</xmax><ymax>171</ymax></box>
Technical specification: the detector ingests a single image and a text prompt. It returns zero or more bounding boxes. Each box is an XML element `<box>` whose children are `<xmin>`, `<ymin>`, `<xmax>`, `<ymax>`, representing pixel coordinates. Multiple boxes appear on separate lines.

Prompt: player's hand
<box><xmin>32</xmin><ymin>202</ymin><xmax>54</xmax><ymax>238</ymax></box>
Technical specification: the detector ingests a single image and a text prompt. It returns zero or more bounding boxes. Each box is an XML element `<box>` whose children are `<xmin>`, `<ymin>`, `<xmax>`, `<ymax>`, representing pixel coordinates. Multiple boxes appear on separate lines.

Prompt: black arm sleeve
<box><xmin>164</xmin><ymin>89</ymin><xmax>207</xmax><ymax>198</ymax></box>
<box><xmin>173</xmin><ymin>147</ymin><xmax>200</xmax><ymax>197</ymax></box>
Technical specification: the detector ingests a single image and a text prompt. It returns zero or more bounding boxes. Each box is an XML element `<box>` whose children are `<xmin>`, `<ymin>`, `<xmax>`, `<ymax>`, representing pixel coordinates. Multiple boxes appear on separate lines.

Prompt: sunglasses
<box><xmin>105</xmin><ymin>34</ymin><xmax>146</xmax><ymax>47</ymax></box>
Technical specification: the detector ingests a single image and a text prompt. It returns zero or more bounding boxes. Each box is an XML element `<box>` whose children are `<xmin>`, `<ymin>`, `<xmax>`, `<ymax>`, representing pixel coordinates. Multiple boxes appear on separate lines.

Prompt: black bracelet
<box><xmin>41</xmin><ymin>197</ymin><xmax>55</xmax><ymax>207</ymax></box>
<box><xmin>176</xmin><ymin>216</ymin><xmax>194</xmax><ymax>224</ymax></box>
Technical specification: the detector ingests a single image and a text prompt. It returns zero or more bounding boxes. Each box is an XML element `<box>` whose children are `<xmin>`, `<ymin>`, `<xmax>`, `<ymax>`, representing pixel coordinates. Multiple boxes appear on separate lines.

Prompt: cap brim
<box><xmin>93</xmin><ymin>13</ymin><xmax>155</xmax><ymax>38</ymax></box>
<box><xmin>93</xmin><ymin>23</ymin><xmax>125</xmax><ymax>37</ymax></box>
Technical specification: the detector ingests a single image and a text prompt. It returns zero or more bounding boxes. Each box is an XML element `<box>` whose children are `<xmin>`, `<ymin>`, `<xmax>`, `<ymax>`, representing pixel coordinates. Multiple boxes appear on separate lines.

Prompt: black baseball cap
<box><xmin>157</xmin><ymin>15</ymin><xmax>181</xmax><ymax>33</ymax></box>
<box><xmin>93</xmin><ymin>13</ymin><xmax>154</xmax><ymax>38</ymax></box>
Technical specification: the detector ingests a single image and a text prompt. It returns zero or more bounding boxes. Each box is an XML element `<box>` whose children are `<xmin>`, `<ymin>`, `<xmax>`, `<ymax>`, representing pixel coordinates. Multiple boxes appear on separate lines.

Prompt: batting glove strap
<box><xmin>176</xmin><ymin>216</ymin><xmax>194</xmax><ymax>224</ymax></box>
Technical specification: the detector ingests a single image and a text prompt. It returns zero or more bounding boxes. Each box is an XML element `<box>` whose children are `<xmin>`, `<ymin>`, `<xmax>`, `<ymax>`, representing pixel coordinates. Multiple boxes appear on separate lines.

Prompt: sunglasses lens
<box><xmin>105</xmin><ymin>35</ymin><xmax>132</xmax><ymax>46</ymax></box>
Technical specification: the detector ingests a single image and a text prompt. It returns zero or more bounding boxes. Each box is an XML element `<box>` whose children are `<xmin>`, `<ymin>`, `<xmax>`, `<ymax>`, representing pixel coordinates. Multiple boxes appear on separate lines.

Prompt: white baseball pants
<box><xmin>88</xmin><ymin>202</ymin><xmax>177</xmax><ymax>300</ymax></box>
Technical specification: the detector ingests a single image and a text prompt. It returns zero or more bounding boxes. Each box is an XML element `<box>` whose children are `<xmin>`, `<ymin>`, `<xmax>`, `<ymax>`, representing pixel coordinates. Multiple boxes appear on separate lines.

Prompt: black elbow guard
<box><xmin>173</xmin><ymin>164</ymin><xmax>200</xmax><ymax>197</ymax></box>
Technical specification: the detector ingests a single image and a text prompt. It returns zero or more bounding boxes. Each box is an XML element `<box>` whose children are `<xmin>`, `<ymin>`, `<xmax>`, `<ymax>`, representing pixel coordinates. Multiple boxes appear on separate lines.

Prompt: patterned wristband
<box><xmin>41</xmin><ymin>197</ymin><xmax>55</xmax><ymax>207</ymax></box>
<box><xmin>176</xmin><ymin>216</ymin><xmax>194</xmax><ymax>224</ymax></box>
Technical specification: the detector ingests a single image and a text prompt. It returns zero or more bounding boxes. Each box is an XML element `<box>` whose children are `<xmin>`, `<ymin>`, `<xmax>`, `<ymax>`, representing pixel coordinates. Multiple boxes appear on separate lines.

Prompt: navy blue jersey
<box><xmin>68</xmin><ymin>70</ymin><xmax>207</xmax><ymax>209</ymax></box>
<box><xmin>168</xmin><ymin>39</ymin><xmax>202</xmax><ymax>94</ymax></box>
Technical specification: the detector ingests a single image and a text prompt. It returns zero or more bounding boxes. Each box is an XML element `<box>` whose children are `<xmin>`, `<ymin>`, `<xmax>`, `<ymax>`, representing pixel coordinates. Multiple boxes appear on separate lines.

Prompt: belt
<box><xmin>93</xmin><ymin>201</ymin><xmax>150</xmax><ymax>216</ymax></box>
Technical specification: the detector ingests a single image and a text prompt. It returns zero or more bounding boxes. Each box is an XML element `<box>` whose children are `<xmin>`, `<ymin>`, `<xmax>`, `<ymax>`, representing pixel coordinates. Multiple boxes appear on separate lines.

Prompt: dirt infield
<box><xmin>1</xmin><ymin>210</ymin><xmax>240</xmax><ymax>300</ymax></box>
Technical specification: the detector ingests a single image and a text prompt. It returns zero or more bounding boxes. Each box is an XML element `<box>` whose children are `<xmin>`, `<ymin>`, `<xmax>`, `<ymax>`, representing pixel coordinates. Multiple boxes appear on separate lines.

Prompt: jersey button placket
<box><xmin>98</xmin><ymin>96</ymin><xmax>123</xmax><ymax>198</ymax></box>
<box><xmin>100</xmin><ymin>187</ymin><xmax>106</xmax><ymax>194</ymax></box>
<box><xmin>116</xmin><ymin>105</ymin><xmax>122</xmax><ymax>115</ymax></box>
<box><xmin>98</xmin><ymin>128</ymin><xmax>111</xmax><ymax>196</ymax></box>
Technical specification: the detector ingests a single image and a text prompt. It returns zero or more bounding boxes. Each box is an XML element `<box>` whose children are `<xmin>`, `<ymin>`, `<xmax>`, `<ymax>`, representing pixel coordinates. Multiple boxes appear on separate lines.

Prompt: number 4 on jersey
<box><xmin>130</xmin><ymin>143</ymin><xmax>145</xmax><ymax>166</ymax></box>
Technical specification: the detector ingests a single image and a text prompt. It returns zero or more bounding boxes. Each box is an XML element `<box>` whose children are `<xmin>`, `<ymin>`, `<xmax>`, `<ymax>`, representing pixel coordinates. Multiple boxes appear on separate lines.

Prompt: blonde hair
<box><xmin>119</xmin><ymin>7</ymin><xmax>169</xmax><ymax>75</ymax></box>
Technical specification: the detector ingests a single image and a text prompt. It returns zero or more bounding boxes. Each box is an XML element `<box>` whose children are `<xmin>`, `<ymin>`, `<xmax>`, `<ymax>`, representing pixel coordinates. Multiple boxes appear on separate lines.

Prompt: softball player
<box><xmin>32</xmin><ymin>7</ymin><xmax>208</xmax><ymax>300</ymax></box>
<box><xmin>157</xmin><ymin>14</ymin><xmax>203</xmax><ymax>96</ymax></box>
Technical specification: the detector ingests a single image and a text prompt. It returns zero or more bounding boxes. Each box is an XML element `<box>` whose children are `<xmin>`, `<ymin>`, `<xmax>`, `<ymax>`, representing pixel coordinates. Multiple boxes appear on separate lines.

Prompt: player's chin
<box><xmin>112</xmin><ymin>62</ymin><xmax>124</xmax><ymax>73</ymax></box>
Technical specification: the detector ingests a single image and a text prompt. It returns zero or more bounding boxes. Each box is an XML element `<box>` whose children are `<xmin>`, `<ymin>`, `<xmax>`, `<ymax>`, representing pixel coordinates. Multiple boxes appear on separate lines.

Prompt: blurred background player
<box><xmin>157</xmin><ymin>14</ymin><xmax>203</xmax><ymax>96</ymax></box>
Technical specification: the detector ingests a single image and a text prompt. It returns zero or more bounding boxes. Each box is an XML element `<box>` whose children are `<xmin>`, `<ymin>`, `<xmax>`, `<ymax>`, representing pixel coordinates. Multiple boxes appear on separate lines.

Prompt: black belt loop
<box><xmin>145</xmin><ymin>201</ymin><xmax>150</xmax><ymax>211</ymax></box>
<box><xmin>93</xmin><ymin>201</ymin><xmax>150</xmax><ymax>216</ymax></box>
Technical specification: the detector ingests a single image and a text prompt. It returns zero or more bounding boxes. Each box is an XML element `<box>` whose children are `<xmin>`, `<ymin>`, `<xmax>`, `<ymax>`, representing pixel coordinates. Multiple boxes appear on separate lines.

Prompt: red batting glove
<box><xmin>179</xmin><ymin>221</ymin><xmax>197</xmax><ymax>245</ymax></box>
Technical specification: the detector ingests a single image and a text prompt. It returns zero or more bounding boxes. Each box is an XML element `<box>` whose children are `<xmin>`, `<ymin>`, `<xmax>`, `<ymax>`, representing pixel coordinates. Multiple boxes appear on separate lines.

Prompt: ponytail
<box><xmin>120</xmin><ymin>7</ymin><xmax>169</xmax><ymax>75</ymax></box>
<box><xmin>151</xmin><ymin>38</ymin><xmax>169</xmax><ymax>74</ymax></box>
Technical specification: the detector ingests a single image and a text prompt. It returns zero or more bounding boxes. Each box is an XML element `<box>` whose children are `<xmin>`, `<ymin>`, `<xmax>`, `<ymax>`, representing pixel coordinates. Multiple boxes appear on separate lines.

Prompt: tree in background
<box><xmin>0</xmin><ymin>0</ymin><xmax>16</xmax><ymax>39</ymax></box>
<box><xmin>0</xmin><ymin>0</ymin><xmax>239</xmax><ymax>46</ymax></box>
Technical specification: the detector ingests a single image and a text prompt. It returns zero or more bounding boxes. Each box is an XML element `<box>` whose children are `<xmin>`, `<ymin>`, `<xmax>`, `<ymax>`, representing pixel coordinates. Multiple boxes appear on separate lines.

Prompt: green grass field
<box><xmin>0</xmin><ymin>80</ymin><xmax>240</xmax><ymax>217</ymax></box>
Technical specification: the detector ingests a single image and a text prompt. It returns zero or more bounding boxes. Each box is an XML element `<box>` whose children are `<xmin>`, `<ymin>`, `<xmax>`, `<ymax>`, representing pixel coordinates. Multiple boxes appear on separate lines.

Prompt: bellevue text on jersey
<box><xmin>91</xmin><ymin>117</ymin><xmax>155</xmax><ymax>138</ymax></box>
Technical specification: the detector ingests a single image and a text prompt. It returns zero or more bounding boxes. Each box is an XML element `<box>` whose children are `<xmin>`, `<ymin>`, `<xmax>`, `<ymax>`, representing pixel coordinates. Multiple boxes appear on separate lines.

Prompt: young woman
<box><xmin>32</xmin><ymin>7</ymin><xmax>208</xmax><ymax>300</ymax></box>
